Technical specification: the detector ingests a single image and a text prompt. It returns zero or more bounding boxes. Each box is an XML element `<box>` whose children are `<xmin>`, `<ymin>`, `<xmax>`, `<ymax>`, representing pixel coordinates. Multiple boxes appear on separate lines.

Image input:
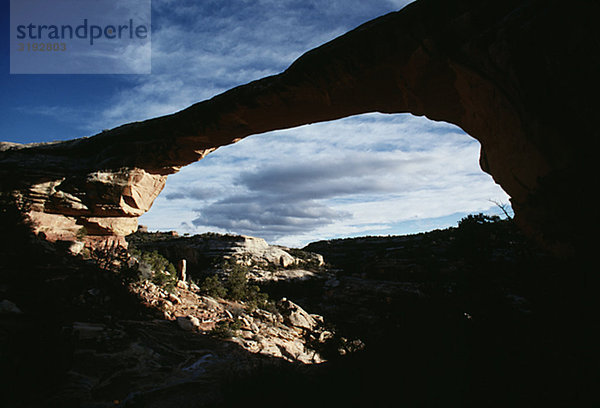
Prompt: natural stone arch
<box><xmin>1</xmin><ymin>0</ymin><xmax>598</xmax><ymax>255</ymax></box>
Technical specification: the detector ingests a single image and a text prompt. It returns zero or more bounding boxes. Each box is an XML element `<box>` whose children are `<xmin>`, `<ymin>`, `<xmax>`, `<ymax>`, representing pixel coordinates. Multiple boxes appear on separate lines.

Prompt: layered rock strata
<box><xmin>127</xmin><ymin>231</ymin><xmax>324</xmax><ymax>275</ymax></box>
<box><xmin>1</xmin><ymin>0</ymin><xmax>598</xmax><ymax>254</ymax></box>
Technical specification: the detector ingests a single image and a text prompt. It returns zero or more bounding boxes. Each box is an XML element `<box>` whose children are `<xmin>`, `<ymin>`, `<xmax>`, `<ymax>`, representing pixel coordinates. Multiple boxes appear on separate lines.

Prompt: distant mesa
<box><xmin>1</xmin><ymin>0</ymin><xmax>598</xmax><ymax>256</ymax></box>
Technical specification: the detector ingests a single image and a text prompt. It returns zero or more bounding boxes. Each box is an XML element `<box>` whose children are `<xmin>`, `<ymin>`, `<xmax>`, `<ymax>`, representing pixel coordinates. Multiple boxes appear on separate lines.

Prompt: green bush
<box><xmin>246</xmin><ymin>293</ymin><xmax>273</xmax><ymax>313</ymax></box>
<box><xmin>139</xmin><ymin>250</ymin><xmax>176</xmax><ymax>275</ymax></box>
<box><xmin>224</xmin><ymin>262</ymin><xmax>269</xmax><ymax>307</ymax></box>
<box><xmin>152</xmin><ymin>269</ymin><xmax>177</xmax><ymax>293</ymax></box>
<box><xmin>226</xmin><ymin>263</ymin><xmax>249</xmax><ymax>301</ymax></box>
<box><xmin>199</xmin><ymin>261</ymin><xmax>271</xmax><ymax>310</ymax></box>
<box><xmin>126</xmin><ymin>249</ymin><xmax>178</xmax><ymax>292</ymax></box>
<box><xmin>76</xmin><ymin>226</ymin><xmax>88</xmax><ymax>240</ymax></box>
<box><xmin>211</xmin><ymin>319</ymin><xmax>243</xmax><ymax>339</ymax></box>
<box><xmin>201</xmin><ymin>274</ymin><xmax>227</xmax><ymax>298</ymax></box>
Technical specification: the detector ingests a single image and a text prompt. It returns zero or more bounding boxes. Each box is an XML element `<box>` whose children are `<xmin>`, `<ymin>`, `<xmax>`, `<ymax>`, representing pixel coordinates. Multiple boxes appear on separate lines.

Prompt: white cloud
<box><xmin>141</xmin><ymin>113</ymin><xmax>510</xmax><ymax>246</ymax></box>
<box><xmin>19</xmin><ymin>1</ymin><xmax>417</xmax><ymax>133</ymax></box>
<box><xmin>17</xmin><ymin>0</ymin><xmax>508</xmax><ymax>246</ymax></box>
<box><xmin>82</xmin><ymin>0</ymin><xmax>417</xmax><ymax>131</ymax></box>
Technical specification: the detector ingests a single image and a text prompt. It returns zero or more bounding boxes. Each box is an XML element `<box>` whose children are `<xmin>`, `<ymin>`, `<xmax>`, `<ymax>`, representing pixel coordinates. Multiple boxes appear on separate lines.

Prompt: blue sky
<box><xmin>1</xmin><ymin>0</ymin><xmax>511</xmax><ymax>247</ymax></box>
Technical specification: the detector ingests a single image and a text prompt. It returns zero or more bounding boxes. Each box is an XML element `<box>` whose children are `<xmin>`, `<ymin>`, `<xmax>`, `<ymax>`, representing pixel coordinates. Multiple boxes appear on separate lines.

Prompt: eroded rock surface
<box><xmin>2</xmin><ymin>0</ymin><xmax>598</xmax><ymax>254</ymax></box>
<box><xmin>131</xmin><ymin>280</ymin><xmax>328</xmax><ymax>365</ymax></box>
<box><xmin>127</xmin><ymin>230</ymin><xmax>324</xmax><ymax>279</ymax></box>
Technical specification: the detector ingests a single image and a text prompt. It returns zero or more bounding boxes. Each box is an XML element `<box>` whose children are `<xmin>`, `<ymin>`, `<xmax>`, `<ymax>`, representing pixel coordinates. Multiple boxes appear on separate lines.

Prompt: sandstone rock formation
<box><xmin>127</xmin><ymin>231</ymin><xmax>319</xmax><ymax>274</ymax></box>
<box><xmin>1</xmin><ymin>0</ymin><xmax>598</xmax><ymax>254</ymax></box>
<box><xmin>279</xmin><ymin>298</ymin><xmax>319</xmax><ymax>331</ymax></box>
<box><xmin>132</xmin><ymin>279</ymin><xmax>328</xmax><ymax>364</ymax></box>
<box><xmin>127</xmin><ymin>231</ymin><xmax>328</xmax><ymax>289</ymax></box>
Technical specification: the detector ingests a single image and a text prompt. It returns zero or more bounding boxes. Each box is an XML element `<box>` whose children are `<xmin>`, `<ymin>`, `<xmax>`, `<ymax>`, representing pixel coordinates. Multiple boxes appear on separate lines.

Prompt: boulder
<box><xmin>278</xmin><ymin>298</ymin><xmax>317</xmax><ymax>330</ymax></box>
<box><xmin>262</xmin><ymin>247</ymin><xmax>296</xmax><ymax>267</ymax></box>
<box><xmin>177</xmin><ymin>316</ymin><xmax>201</xmax><ymax>332</ymax></box>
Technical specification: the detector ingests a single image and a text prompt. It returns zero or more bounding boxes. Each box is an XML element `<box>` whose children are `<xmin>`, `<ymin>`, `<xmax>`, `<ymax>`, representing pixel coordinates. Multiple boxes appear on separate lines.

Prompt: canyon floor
<box><xmin>0</xmin><ymin>209</ymin><xmax>594</xmax><ymax>407</ymax></box>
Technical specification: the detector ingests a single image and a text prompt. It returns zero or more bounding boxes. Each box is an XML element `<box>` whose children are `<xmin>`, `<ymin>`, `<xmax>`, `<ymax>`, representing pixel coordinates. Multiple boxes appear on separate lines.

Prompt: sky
<box><xmin>1</xmin><ymin>0</ymin><xmax>511</xmax><ymax>247</ymax></box>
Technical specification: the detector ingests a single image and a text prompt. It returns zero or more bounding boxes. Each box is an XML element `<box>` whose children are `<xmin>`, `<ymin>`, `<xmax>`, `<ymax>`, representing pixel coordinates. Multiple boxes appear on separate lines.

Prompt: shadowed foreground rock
<box><xmin>0</xmin><ymin>195</ymin><xmax>596</xmax><ymax>406</ymax></box>
<box><xmin>1</xmin><ymin>0</ymin><xmax>598</xmax><ymax>254</ymax></box>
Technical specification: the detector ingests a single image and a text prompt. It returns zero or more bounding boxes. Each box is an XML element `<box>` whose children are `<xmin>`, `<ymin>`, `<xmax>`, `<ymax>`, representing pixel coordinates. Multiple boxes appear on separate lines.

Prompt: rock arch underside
<box><xmin>1</xmin><ymin>0</ymin><xmax>598</xmax><ymax>256</ymax></box>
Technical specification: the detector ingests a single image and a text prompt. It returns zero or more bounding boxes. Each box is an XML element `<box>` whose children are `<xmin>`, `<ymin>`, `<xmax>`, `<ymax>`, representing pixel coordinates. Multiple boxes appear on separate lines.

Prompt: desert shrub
<box><xmin>244</xmin><ymin>288</ymin><xmax>270</xmax><ymax>312</ymax></box>
<box><xmin>225</xmin><ymin>263</ymin><xmax>250</xmax><ymax>301</ymax></box>
<box><xmin>250</xmin><ymin>297</ymin><xmax>278</xmax><ymax>314</ymax></box>
<box><xmin>80</xmin><ymin>247</ymin><xmax>92</xmax><ymax>259</ymax></box>
<box><xmin>200</xmin><ymin>261</ymin><xmax>271</xmax><ymax>310</ymax></box>
<box><xmin>201</xmin><ymin>274</ymin><xmax>227</xmax><ymax>298</ymax></box>
<box><xmin>141</xmin><ymin>250</ymin><xmax>176</xmax><ymax>275</ymax></box>
<box><xmin>211</xmin><ymin>319</ymin><xmax>243</xmax><ymax>339</ymax></box>
<box><xmin>457</xmin><ymin>213</ymin><xmax>501</xmax><ymax>229</ymax></box>
<box><xmin>76</xmin><ymin>226</ymin><xmax>88</xmax><ymax>240</ymax></box>
<box><xmin>126</xmin><ymin>230</ymin><xmax>181</xmax><ymax>244</ymax></box>
<box><xmin>224</xmin><ymin>262</ymin><xmax>270</xmax><ymax>307</ymax></box>
<box><xmin>152</xmin><ymin>269</ymin><xmax>177</xmax><ymax>293</ymax></box>
<box><xmin>126</xmin><ymin>249</ymin><xmax>177</xmax><ymax>292</ymax></box>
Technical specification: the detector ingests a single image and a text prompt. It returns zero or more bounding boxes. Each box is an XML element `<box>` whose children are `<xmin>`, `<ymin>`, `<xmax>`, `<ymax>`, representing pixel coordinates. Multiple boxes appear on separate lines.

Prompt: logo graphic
<box><xmin>10</xmin><ymin>0</ymin><xmax>151</xmax><ymax>74</ymax></box>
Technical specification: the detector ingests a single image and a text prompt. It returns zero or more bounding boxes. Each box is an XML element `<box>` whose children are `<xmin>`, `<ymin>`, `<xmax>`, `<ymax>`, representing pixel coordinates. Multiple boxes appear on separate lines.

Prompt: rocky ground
<box><xmin>0</xmin><ymin>206</ymin><xmax>356</xmax><ymax>407</ymax></box>
<box><xmin>122</xmin><ymin>218</ymin><xmax>596</xmax><ymax>407</ymax></box>
<box><xmin>131</xmin><ymin>279</ymin><xmax>330</xmax><ymax>365</ymax></box>
<box><xmin>1</xmin><ymin>208</ymin><xmax>596</xmax><ymax>407</ymax></box>
<box><xmin>124</xmin><ymin>229</ymin><xmax>351</xmax><ymax>366</ymax></box>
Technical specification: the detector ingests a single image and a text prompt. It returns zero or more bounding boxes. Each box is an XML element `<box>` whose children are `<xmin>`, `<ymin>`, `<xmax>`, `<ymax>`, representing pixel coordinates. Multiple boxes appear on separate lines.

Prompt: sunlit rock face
<box><xmin>1</xmin><ymin>0</ymin><xmax>597</xmax><ymax>254</ymax></box>
<box><xmin>0</xmin><ymin>147</ymin><xmax>167</xmax><ymax>241</ymax></box>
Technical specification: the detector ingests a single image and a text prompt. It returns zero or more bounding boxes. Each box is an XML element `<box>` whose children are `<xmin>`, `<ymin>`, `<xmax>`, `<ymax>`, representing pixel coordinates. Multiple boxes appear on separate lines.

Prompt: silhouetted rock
<box><xmin>0</xmin><ymin>299</ymin><xmax>23</xmax><ymax>314</ymax></box>
<box><xmin>1</xmin><ymin>0</ymin><xmax>598</xmax><ymax>255</ymax></box>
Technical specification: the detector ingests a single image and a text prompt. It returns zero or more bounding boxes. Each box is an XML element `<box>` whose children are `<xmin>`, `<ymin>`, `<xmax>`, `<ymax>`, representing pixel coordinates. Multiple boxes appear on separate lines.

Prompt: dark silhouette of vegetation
<box><xmin>489</xmin><ymin>199</ymin><xmax>513</xmax><ymax>220</ymax></box>
<box><xmin>457</xmin><ymin>212</ymin><xmax>501</xmax><ymax>227</ymax></box>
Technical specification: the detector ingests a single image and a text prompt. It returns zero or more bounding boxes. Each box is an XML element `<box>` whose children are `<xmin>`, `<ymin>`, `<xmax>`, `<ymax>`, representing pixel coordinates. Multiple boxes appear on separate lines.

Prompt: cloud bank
<box><xmin>142</xmin><ymin>114</ymin><xmax>510</xmax><ymax>246</ymax></box>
